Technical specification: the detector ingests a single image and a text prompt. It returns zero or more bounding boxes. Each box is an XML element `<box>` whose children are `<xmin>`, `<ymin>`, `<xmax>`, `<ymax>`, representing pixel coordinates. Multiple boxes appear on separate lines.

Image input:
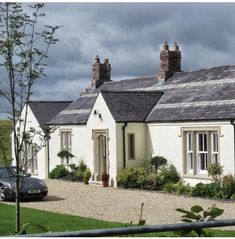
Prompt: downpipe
<box><xmin>231</xmin><ymin>120</ymin><xmax>235</xmax><ymax>178</ymax></box>
<box><xmin>122</xmin><ymin>122</ymin><xmax>128</xmax><ymax>168</ymax></box>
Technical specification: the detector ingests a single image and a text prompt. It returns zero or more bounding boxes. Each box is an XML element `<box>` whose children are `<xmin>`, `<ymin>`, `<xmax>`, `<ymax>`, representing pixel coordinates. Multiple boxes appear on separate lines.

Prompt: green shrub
<box><xmin>150</xmin><ymin>155</ymin><xmax>167</xmax><ymax>171</ymax></box>
<box><xmin>61</xmin><ymin>172</ymin><xmax>82</xmax><ymax>182</ymax></box>
<box><xmin>49</xmin><ymin>165</ymin><xmax>69</xmax><ymax>179</ymax></box>
<box><xmin>221</xmin><ymin>174</ymin><xmax>235</xmax><ymax>199</ymax></box>
<box><xmin>84</xmin><ymin>168</ymin><xmax>91</xmax><ymax>180</ymax></box>
<box><xmin>164</xmin><ymin>180</ymin><xmax>191</xmax><ymax>195</ymax></box>
<box><xmin>157</xmin><ymin>165</ymin><xmax>180</xmax><ymax>189</ymax></box>
<box><xmin>117</xmin><ymin>168</ymin><xmax>148</xmax><ymax>189</ymax></box>
<box><xmin>208</xmin><ymin>163</ymin><xmax>223</xmax><ymax>181</ymax></box>
<box><xmin>117</xmin><ymin>164</ymin><xmax>180</xmax><ymax>191</ymax></box>
<box><xmin>191</xmin><ymin>182</ymin><xmax>221</xmax><ymax>198</ymax></box>
<box><xmin>164</xmin><ymin>182</ymin><xmax>177</xmax><ymax>193</ymax></box>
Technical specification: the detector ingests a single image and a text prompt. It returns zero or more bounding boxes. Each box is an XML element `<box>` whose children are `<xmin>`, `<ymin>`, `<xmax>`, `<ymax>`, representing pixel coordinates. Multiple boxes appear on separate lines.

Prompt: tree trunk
<box><xmin>15</xmin><ymin>157</ymin><xmax>20</xmax><ymax>233</ymax></box>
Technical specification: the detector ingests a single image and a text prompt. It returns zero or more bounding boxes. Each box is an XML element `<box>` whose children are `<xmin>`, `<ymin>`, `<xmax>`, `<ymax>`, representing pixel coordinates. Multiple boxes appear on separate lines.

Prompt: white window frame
<box><xmin>197</xmin><ymin>132</ymin><xmax>208</xmax><ymax>174</ymax></box>
<box><xmin>186</xmin><ymin>132</ymin><xmax>193</xmax><ymax>173</ymax></box>
<box><xmin>60</xmin><ymin>130</ymin><xmax>72</xmax><ymax>165</ymax></box>
<box><xmin>28</xmin><ymin>144</ymin><xmax>38</xmax><ymax>174</ymax></box>
<box><xmin>211</xmin><ymin>132</ymin><xmax>219</xmax><ymax>164</ymax></box>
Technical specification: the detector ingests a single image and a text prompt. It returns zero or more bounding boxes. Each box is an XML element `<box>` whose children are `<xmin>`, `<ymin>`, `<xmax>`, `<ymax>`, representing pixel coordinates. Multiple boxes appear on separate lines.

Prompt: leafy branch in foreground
<box><xmin>0</xmin><ymin>2</ymin><xmax>61</xmax><ymax>233</ymax></box>
<box><xmin>175</xmin><ymin>204</ymin><xmax>224</xmax><ymax>236</ymax></box>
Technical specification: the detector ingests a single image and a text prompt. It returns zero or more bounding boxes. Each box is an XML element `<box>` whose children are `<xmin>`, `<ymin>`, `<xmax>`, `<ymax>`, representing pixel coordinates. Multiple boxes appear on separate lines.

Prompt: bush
<box><xmin>221</xmin><ymin>174</ymin><xmax>235</xmax><ymax>199</ymax></box>
<box><xmin>208</xmin><ymin>163</ymin><xmax>223</xmax><ymax>181</ymax></box>
<box><xmin>61</xmin><ymin>172</ymin><xmax>82</xmax><ymax>182</ymax></box>
<box><xmin>117</xmin><ymin>164</ymin><xmax>180</xmax><ymax>191</ymax></box>
<box><xmin>164</xmin><ymin>180</ymin><xmax>191</xmax><ymax>195</ymax></box>
<box><xmin>49</xmin><ymin>165</ymin><xmax>69</xmax><ymax>179</ymax></box>
<box><xmin>191</xmin><ymin>182</ymin><xmax>221</xmax><ymax>199</ymax></box>
<box><xmin>157</xmin><ymin>165</ymin><xmax>180</xmax><ymax>189</ymax></box>
<box><xmin>150</xmin><ymin>155</ymin><xmax>167</xmax><ymax>171</ymax></box>
<box><xmin>117</xmin><ymin>168</ymin><xmax>148</xmax><ymax>189</ymax></box>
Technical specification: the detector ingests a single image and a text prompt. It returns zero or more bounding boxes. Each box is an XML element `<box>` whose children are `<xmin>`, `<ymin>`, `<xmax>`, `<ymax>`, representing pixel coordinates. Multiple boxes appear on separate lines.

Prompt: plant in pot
<box><xmin>57</xmin><ymin>150</ymin><xmax>74</xmax><ymax>165</ymax></box>
<box><xmin>101</xmin><ymin>172</ymin><xmax>110</xmax><ymax>187</ymax></box>
<box><xmin>83</xmin><ymin>169</ymin><xmax>91</xmax><ymax>185</ymax></box>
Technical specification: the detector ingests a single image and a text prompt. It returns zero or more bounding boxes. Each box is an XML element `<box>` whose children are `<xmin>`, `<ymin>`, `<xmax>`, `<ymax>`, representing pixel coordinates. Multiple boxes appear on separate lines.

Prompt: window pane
<box><xmin>204</xmin><ymin>134</ymin><xmax>207</xmax><ymax>151</ymax></box>
<box><xmin>187</xmin><ymin>133</ymin><xmax>192</xmax><ymax>151</ymax></box>
<box><xmin>198</xmin><ymin>134</ymin><xmax>203</xmax><ymax>151</ymax></box>
<box><xmin>129</xmin><ymin>134</ymin><xmax>135</xmax><ymax>159</ymax></box>
<box><xmin>188</xmin><ymin>153</ymin><xmax>193</xmax><ymax>171</ymax></box>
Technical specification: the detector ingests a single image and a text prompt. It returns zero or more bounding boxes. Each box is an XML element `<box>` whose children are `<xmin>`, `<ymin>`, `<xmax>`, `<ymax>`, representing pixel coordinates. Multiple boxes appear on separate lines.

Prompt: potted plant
<box><xmin>101</xmin><ymin>172</ymin><xmax>109</xmax><ymax>187</ymax></box>
<box><xmin>57</xmin><ymin>150</ymin><xmax>74</xmax><ymax>165</ymax></box>
<box><xmin>83</xmin><ymin>168</ymin><xmax>91</xmax><ymax>185</ymax></box>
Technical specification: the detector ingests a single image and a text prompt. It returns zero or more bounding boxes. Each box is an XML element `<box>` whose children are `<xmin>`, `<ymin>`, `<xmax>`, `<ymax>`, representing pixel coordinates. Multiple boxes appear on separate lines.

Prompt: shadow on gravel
<box><xmin>19</xmin><ymin>195</ymin><xmax>65</xmax><ymax>203</ymax></box>
<box><xmin>44</xmin><ymin>195</ymin><xmax>65</xmax><ymax>202</ymax></box>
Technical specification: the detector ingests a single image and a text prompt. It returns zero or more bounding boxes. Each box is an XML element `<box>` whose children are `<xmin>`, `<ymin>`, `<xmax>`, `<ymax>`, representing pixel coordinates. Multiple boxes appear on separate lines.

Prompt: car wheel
<box><xmin>0</xmin><ymin>185</ymin><xmax>6</xmax><ymax>201</ymax></box>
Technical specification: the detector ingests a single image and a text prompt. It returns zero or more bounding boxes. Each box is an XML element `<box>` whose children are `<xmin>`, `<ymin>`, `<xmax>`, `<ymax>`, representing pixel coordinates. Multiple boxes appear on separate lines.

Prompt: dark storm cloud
<box><xmin>1</xmin><ymin>2</ymin><xmax>235</xmax><ymax>118</ymax></box>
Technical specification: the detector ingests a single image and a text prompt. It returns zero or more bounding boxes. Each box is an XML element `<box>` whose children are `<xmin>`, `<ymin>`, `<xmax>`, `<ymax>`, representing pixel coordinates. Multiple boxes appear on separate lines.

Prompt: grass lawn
<box><xmin>1</xmin><ymin>203</ymin><xmax>235</xmax><ymax>237</ymax></box>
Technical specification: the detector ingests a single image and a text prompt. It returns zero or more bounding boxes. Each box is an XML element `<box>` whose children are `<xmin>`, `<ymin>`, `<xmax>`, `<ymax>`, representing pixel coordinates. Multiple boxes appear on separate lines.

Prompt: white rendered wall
<box><xmin>87</xmin><ymin>93</ymin><xmax>117</xmax><ymax>186</ymax></box>
<box><xmin>116</xmin><ymin>123</ymin><xmax>148</xmax><ymax>175</ymax></box>
<box><xmin>11</xmin><ymin>105</ymin><xmax>47</xmax><ymax>179</ymax></box>
<box><xmin>49</xmin><ymin>93</ymin><xmax>117</xmax><ymax>186</ymax></box>
<box><xmin>147</xmin><ymin>121</ymin><xmax>235</xmax><ymax>185</ymax></box>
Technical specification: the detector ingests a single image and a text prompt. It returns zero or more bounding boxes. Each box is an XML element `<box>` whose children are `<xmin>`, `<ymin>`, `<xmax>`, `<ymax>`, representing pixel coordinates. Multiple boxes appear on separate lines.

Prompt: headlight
<box><xmin>39</xmin><ymin>180</ymin><xmax>47</xmax><ymax>187</ymax></box>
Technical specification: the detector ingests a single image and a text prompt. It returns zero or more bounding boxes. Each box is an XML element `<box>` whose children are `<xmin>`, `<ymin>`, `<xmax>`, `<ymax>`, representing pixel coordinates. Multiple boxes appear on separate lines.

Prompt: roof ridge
<box><xmin>100</xmin><ymin>90</ymin><xmax>163</xmax><ymax>94</ymax></box>
<box><xmin>28</xmin><ymin>100</ymin><xmax>73</xmax><ymax>103</ymax></box>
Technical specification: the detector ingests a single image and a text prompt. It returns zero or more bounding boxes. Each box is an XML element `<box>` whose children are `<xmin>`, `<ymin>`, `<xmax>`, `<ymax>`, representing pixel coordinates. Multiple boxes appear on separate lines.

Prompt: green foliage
<box><xmin>49</xmin><ymin>165</ymin><xmax>69</xmax><ymax>179</ymax></box>
<box><xmin>164</xmin><ymin>180</ymin><xmax>192</xmax><ymax>195</ymax></box>
<box><xmin>150</xmin><ymin>155</ymin><xmax>167</xmax><ymax>171</ymax></box>
<box><xmin>176</xmin><ymin>204</ymin><xmax>224</xmax><ymax>236</ymax></box>
<box><xmin>117</xmin><ymin>163</ymin><xmax>180</xmax><ymax>190</ymax></box>
<box><xmin>0</xmin><ymin>120</ymin><xmax>12</xmax><ymax>166</ymax></box>
<box><xmin>157</xmin><ymin>165</ymin><xmax>180</xmax><ymax>189</ymax></box>
<box><xmin>84</xmin><ymin>168</ymin><xmax>91</xmax><ymax>180</ymax></box>
<box><xmin>191</xmin><ymin>174</ymin><xmax>235</xmax><ymax>199</ymax></box>
<box><xmin>221</xmin><ymin>174</ymin><xmax>235</xmax><ymax>199</ymax></box>
<box><xmin>57</xmin><ymin>150</ymin><xmax>74</xmax><ymax>159</ymax></box>
<box><xmin>208</xmin><ymin>163</ymin><xmax>223</xmax><ymax>181</ymax></box>
<box><xmin>117</xmin><ymin>168</ymin><xmax>148</xmax><ymax>189</ymax></box>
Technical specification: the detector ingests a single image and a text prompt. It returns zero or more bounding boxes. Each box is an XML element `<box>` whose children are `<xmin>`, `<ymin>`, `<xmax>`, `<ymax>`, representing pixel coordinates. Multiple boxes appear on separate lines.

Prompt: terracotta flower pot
<box><xmin>84</xmin><ymin>178</ymin><xmax>89</xmax><ymax>185</ymax></box>
<box><xmin>102</xmin><ymin>180</ymin><xmax>109</xmax><ymax>187</ymax></box>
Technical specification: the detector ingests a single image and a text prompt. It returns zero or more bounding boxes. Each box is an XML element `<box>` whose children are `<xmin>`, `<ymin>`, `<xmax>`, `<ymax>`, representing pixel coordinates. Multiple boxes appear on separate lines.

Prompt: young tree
<box><xmin>0</xmin><ymin>3</ymin><xmax>60</xmax><ymax>232</ymax></box>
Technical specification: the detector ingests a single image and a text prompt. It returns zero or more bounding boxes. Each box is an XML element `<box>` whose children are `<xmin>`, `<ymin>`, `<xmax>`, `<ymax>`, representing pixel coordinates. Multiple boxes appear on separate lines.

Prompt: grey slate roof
<box><xmin>48</xmin><ymin>94</ymin><xmax>97</xmax><ymax>125</ymax></box>
<box><xmin>101</xmin><ymin>91</ymin><xmax>163</xmax><ymax>122</ymax></box>
<box><xmin>48</xmin><ymin>64</ymin><xmax>235</xmax><ymax>125</ymax></box>
<box><xmin>146</xmin><ymin>65</ymin><xmax>235</xmax><ymax>122</ymax></box>
<box><xmin>28</xmin><ymin>101</ymin><xmax>72</xmax><ymax>126</ymax></box>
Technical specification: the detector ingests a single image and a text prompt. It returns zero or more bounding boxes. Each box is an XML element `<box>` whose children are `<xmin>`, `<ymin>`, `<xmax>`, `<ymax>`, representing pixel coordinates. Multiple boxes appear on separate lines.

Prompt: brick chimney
<box><xmin>158</xmin><ymin>41</ymin><xmax>181</xmax><ymax>80</ymax></box>
<box><xmin>92</xmin><ymin>55</ymin><xmax>111</xmax><ymax>89</ymax></box>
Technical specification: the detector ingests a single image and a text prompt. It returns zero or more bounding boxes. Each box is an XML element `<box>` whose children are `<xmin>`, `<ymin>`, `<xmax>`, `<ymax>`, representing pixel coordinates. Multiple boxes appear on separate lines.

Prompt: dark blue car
<box><xmin>0</xmin><ymin>166</ymin><xmax>48</xmax><ymax>201</ymax></box>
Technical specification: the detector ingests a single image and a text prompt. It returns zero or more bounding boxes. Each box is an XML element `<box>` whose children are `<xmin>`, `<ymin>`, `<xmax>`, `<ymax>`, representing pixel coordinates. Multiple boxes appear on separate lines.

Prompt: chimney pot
<box><xmin>163</xmin><ymin>41</ymin><xmax>169</xmax><ymax>50</ymax></box>
<box><xmin>173</xmin><ymin>42</ymin><xmax>179</xmax><ymax>51</ymax></box>
<box><xmin>95</xmin><ymin>55</ymin><xmax>100</xmax><ymax>63</ymax></box>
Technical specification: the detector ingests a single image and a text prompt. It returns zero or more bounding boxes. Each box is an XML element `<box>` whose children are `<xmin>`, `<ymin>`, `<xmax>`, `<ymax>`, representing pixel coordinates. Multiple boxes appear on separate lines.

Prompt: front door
<box><xmin>93</xmin><ymin>130</ymin><xmax>109</xmax><ymax>181</ymax></box>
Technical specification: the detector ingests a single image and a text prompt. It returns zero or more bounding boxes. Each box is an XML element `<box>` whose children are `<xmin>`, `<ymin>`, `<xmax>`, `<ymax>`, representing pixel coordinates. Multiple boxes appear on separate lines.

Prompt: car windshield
<box><xmin>0</xmin><ymin>167</ymin><xmax>28</xmax><ymax>178</ymax></box>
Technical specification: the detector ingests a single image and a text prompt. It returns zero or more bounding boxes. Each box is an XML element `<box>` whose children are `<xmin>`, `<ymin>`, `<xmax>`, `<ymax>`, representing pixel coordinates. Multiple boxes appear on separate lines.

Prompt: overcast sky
<box><xmin>1</xmin><ymin>2</ymin><xmax>235</xmax><ymax>118</ymax></box>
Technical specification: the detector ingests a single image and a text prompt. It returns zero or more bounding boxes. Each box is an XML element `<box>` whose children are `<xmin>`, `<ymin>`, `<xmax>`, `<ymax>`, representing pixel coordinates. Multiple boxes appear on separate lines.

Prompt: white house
<box><xmin>12</xmin><ymin>101</ymin><xmax>71</xmax><ymax>179</ymax></box>
<box><xmin>13</xmin><ymin>42</ymin><xmax>235</xmax><ymax>187</ymax></box>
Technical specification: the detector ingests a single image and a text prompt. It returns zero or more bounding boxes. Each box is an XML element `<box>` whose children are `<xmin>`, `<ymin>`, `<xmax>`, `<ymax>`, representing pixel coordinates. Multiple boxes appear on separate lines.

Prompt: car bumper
<box><xmin>4</xmin><ymin>187</ymin><xmax>48</xmax><ymax>200</ymax></box>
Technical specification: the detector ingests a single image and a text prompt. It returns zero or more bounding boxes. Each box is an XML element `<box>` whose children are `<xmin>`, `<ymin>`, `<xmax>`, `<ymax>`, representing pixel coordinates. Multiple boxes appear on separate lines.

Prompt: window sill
<box><xmin>183</xmin><ymin>173</ymin><xmax>212</xmax><ymax>180</ymax></box>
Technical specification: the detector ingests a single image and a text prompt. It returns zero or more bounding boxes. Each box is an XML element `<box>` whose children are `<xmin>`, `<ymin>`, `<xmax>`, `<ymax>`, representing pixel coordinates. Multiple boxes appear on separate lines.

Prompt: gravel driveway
<box><xmin>5</xmin><ymin>179</ymin><xmax>235</xmax><ymax>228</ymax></box>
